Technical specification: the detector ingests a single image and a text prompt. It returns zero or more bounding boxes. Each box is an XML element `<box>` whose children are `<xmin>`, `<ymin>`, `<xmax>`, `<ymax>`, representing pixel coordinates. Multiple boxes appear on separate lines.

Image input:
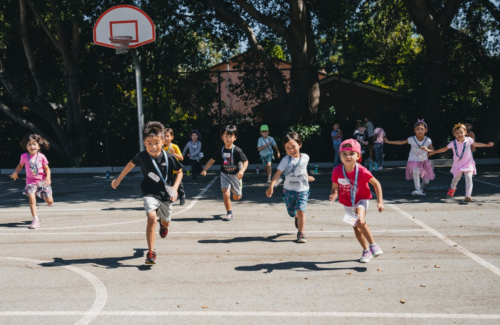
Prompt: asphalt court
<box><xmin>1</xmin><ymin>165</ymin><xmax>500</xmax><ymax>325</ymax></box>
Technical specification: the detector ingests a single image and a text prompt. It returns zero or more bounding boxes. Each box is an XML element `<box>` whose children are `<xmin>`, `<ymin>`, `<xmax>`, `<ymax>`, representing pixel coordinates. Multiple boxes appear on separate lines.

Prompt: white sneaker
<box><xmin>412</xmin><ymin>190</ymin><xmax>422</xmax><ymax>196</ymax></box>
<box><xmin>378</xmin><ymin>166</ymin><xmax>383</xmax><ymax>171</ymax></box>
<box><xmin>29</xmin><ymin>219</ymin><xmax>40</xmax><ymax>229</ymax></box>
<box><xmin>420</xmin><ymin>190</ymin><xmax>426</xmax><ymax>196</ymax></box>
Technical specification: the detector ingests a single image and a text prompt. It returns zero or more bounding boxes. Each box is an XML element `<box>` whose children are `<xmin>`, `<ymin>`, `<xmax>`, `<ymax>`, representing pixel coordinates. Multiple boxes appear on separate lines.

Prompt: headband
<box><xmin>414</xmin><ymin>119</ymin><xmax>427</xmax><ymax>128</ymax></box>
<box><xmin>454</xmin><ymin>123</ymin><xmax>465</xmax><ymax>128</ymax></box>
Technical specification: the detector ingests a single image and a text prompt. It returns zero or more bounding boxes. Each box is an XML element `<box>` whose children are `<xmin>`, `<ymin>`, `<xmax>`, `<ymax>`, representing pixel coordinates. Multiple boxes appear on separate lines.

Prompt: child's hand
<box><xmin>170</xmin><ymin>189</ymin><xmax>178</xmax><ymax>201</ymax></box>
<box><xmin>420</xmin><ymin>146</ymin><xmax>430</xmax><ymax>152</ymax></box>
<box><xmin>277</xmin><ymin>152</ymin><xmax>281</xmax><ymax>159</ymax></box>
<box><xmin>427</xmin><ymin>151</ymin><xmax>435</xmax><ymax>157</ymax></box>
<box><xmin>111</xmin><ymin>179</ymin><xmax>120</xmax><ymax>189</ymax></box>
<box><xmin>488</xmin><ymin>142</ymin><xmax>494</xmax><ymax>147</ymax></box>
<box><xmin>329</xmin><ymin>193</ymin><xmax>337</xmax><ymax>202</ymax></box>
<box><xmin>377</xmin><ymin>202</ymin><xmax>385</xmax><ymax>212</ymax></box>
<box><xmin>308</xmin><ymin>176</ymin><xmax>315</xmax><ymax>182</ymax></box>
<box><xmin>236</xmin><ymin>172</ymin><xmax>244</xmax><ymax>180</ymax></box>
<box><xmin>45</xmin><ymin>177</ymin><xmax>51</xmax><ymax>186</ymax></box>
<box><xmin>383</xmin><ymin>138</ymin><xmax>389</xmax><ymax>143</ymax></box>
<box><xmin>266</xmin><ymin>186</ymin><xmax>273</xmax><ymax>198</ymax></box>
<box><xmin>200</xmin><ymin>170</ymin><xmax>207</xmax><ymax>176</ymax></box>
<box><xmin>9</xmin><ymin>173</ymin><xmax>18</xmax><ymax>181</ymax></box>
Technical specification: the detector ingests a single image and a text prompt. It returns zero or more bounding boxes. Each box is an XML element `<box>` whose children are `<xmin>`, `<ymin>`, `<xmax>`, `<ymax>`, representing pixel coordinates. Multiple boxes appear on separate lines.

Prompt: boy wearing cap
<box><xmin>329</xmin><ymin>139</ymin><xmax>385</xmax><ymax>263</ymax></box>
<box><xmin>257</xmin><ymin>125</ymin><xmax>280</xmax><ymax>183</ymax></box>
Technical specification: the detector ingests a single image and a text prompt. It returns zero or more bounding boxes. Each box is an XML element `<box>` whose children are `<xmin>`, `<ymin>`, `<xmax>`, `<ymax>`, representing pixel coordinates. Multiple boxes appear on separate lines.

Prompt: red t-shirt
<box><xmin>331</xmin><ymin>163</ymin><xmax>373</xmax><ymax>207</ymax></box>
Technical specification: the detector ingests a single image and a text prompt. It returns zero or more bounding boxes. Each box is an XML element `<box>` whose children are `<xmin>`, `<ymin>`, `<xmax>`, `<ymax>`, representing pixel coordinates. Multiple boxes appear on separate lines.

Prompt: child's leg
<box><xmin>146</xmin><ymin>210</ymin><xmax>157</xmax><ymax>251</ymax></box>
<box><xmin>353</xmin><ymin>227</ymin><xmax>368</xmax><ymax>250</ymax></box>
<box><xmin>412</xmin><ymin>168</ymin><xmax>421</xmax><ymax>191</ymax></box>
<box><xmin>354</xmin><ymin>206</ymin><xmax>375</xmax><ymax>247</ymax></box>
<box><xmin>178</xmin><ymin>181</ymin><xmax>185</xmax><ymax>199</ymax></box>
<box><xmin>464</xmin><ymin>172</ymin><xmax>473</xmax><ymax>196</ymax></box>
<box><xmin>28</xmin><ymin>193</ymin><xmax>38</xmax><ymax>218</ymax></box>
<box><xmin>296</xmin><ymin>210</ymin><xmax>305</xmax><ymax>233</ymax></box>
<box><xmin>450</xmin><ymin>172</ymin><xmax>463</xmax><ymax>190</ymax></box>
<box><xmin>190</xmin><ymin>160</ymin><xmax>197</xmax><ymax>181</ymax></box>
<box><xmin>44</xmin><ymin>196</ymin><xmax>54</xmax><ymax>206</ymax></box>
<box><xmin>222</xmin><ymin>188</ymin><xmax>232</xmax><ymax>212</ymax></box>
<box><xmin>266</xmin><ymin>161</ymin><xmax>272</xmax><ymax>179</ymax></box>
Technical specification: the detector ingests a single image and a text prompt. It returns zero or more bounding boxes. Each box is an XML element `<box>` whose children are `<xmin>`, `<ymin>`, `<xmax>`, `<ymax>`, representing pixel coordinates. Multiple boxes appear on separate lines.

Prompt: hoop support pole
<box><xmin>130</xmin><ymin>49</ymin><xmax>145</xmax><ymax>151</ymax></box>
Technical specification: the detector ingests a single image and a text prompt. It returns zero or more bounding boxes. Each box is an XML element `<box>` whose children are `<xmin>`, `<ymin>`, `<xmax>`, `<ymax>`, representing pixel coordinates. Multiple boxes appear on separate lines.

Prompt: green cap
<box><xmin>260</xmin><ymin>125</ymin><xmax>269</xmax><ymax>132</ymax></box>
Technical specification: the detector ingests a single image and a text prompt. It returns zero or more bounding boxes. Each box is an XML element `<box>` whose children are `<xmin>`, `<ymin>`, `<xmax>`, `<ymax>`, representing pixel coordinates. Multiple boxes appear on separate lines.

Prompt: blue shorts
<box><xmin>282</xmin><ymin>189</ymin><xmax>310</xmax><ymax>217</ymax></box>
<box><xmin>260</xmin><ymin>154</ymin><xmax>273</xmax><ymax>165</ymax></box>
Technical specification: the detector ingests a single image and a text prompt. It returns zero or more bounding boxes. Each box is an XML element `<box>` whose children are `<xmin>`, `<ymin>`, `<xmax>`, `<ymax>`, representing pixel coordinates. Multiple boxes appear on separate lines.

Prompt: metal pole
<box><xmin>100</xmin><ymin>73</ymin><xmax>110</xmax><ymax>166</ymax></box>
<box><xmin>130</xmin><ymin>49</ymin><xmax>145</xmax><ymax>151</ymax></box>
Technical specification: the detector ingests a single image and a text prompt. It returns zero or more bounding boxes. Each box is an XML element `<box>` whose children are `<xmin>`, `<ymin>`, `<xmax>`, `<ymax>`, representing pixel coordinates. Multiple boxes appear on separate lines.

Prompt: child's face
<box><xmin>453</xmin><ymin>128</ymin><xmax>466</xmax><ymax>141</ymax></box>
<box><xmin>414</xmin><ymin>125</ymin><xmax>427</xmax><ymax>137</ymax></box>
<box><xmin>333</xmin><ymin>124</ymin><xmax>339</xmax><ymax>130</ymax></box>
<box><xmin>364</xmin><ymin>117</ymin><xmax>368</xmax><ymax>122</ymax></box>
<box><xmin>191</xmin><ymin>133</ymin><xmax>198</xmax><ymax>142</ymax></box>
<box><xmin>144</xmin><ymin>136</ymin><xmax>164</xmax><ymax>157</ymax></box>
<box><xmin>359</xmin><ymin>126</ymin><xmax>366</xmax><ymax>133</ymax></box>
<box><xmin>221</xmin><ymin>131</ymin><xmax>237</xmax><ymax>146</ymax></box>
<box><xmin>26</xmin><ymin>139</ymin><xmax>40</xmax><ymax>154</ymax></box>
<box><xmin>284</xmin><ymin>139</ymin><xmax>301</xmax><ymax>157</ymax></box>
<box><xmin>164</xmin><ymin>133</ymin><xmax>173</xmax><ymax>144</ymax></box>
<box><xmin>464</xmin><ymin>123</ymin><xmax>472</xmax><ymax>132</ymax></box>
<box><xmin>340</xmin><ymin>150</ymin><xmax>359</xmax><ymax>165</ymax></box>
<box><xmin>260</xmin><ymin>131</ymin><xmax>269</xmax><ymax>137</ymax></box>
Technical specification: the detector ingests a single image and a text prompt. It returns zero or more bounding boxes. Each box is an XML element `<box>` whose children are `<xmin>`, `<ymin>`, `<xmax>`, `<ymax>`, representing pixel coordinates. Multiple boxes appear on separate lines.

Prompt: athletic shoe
<box><xmin>267</xmin><ymin>178</ymin><xmax>271</xmax><ymax>184</ymax></box>
<box><xmin>359</xmin><ymin>250</ymin><xmax>373</xmax><ymax>263</ymax></box>
<box><xmin>159</xmin><ymin>223</ymin><xmax>168</xmax><ymax>238</ymax></box>
<box><xmin>297</xmin><ymin>232</ymin><xmax>307</xmax><ymax>243</ymax></box>
<box><xmin>464</xmin><ymin>196</ymin><xmax>472</xmax><ymax>203</ymax></box>
<box><xmin>378</xmin><ymin>166</ymin><xmax>383</xmax><ymax>171</ymax></box>
<box><xmin>29</xmin><ymin>219</ymin><xmax>40</xmax><ymax>229</ymax></box>
<box><xmin>222</xmin><ymin>213</ymin><xmax>233</xmax><ymax>221</ymax></box>
<box><xmin>180</xmin><ymin>197</ymin><xmax>186</xmax><ymax>205</ymax></box>
<box><xmin>294</xmin><ymin>217</ymin><xmax>298</xmax><ymax>229</ymax></box>
<box><xmin>420</xmin><ymin>190</ymin><xmax>426</xmax><ymax>196</ymax></box>
<box><xmin>412</xmin><ymin>190</ymin><xmax>422</xmax><ymax>196</ymax></box>
<box><xmin>447</xmin><ymin>188</ymin><xmax>456</xmax><ymax>198</ymax></box>
<box><xmin>369</xmin><ymin>244</ymin><xmax>383</xmax><ymax>257</ymax></box>
<box><xmin>145</xmin><ymin>251</ymin><xmax>156</xmax><ymax>265</ymax></box>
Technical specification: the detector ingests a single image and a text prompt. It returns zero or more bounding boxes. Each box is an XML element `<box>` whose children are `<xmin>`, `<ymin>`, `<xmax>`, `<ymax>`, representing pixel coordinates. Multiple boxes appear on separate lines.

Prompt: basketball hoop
<box><xmin>109</xmin><ymin>36</ymin><xmax>132</xmax><ymax>54</ymax></box>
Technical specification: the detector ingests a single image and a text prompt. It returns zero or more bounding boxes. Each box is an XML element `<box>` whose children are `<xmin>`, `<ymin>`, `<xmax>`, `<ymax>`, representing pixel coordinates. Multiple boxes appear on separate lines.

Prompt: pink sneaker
<box><xmin>29</xmin><ymin>219</ymin><xmax>40</xmax><ymax>229</ymax></box>
<box><xmin>359</xmin><ymin>249</ymin><xmax>372</xmax><ymax>263</ymax></box>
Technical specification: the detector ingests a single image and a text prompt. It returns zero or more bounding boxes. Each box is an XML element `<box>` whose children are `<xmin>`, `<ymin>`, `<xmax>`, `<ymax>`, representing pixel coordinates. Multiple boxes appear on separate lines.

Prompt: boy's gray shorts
<box><xmin>142</xmin><ymin>196</ymin><xmax>173</xmax><ymax>222</ymax></box>
<box><xmin>220</xmin><ymin>172</ymin><xmax>242</xmax><ymax>196</ymax></box>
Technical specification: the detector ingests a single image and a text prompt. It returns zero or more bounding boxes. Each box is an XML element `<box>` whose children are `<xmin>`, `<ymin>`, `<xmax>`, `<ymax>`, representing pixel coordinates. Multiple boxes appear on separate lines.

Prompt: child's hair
<box><xmin>452</xmin><ymin>123</ymin><xmax>467</xmax><ymax>133</ymax></box>
<box><xmin>20</xmin><ymin>134</ymin><xmax>50</xmax><ymax>151</ymax></box>
<box><xmin>220</xmin><ymin>125</ymin><xmax>238</xmax><ymax>137</ymax></box>
<box><xmin>143</xmin><ymin>121</ymin><xmax>165</xmax><ymax>139</ymax></box>
<box><xmin>282</xmin><ymin>132</ymin><xmax>303</xmax><ymax>147</ymax></box>
<box><xmin>414</xmin><ymin>119</ymin><xmax>428</xmax><ymax>129</ymax></box>
<box><xmin>164</xmin><ymin>128</ymin><xmax>174</xmax><ymax>137</ymax></box>
<box><xmin>364</xmin><ymin>115</ymin><xmax>371</xmax><ymax>120</ymax></box>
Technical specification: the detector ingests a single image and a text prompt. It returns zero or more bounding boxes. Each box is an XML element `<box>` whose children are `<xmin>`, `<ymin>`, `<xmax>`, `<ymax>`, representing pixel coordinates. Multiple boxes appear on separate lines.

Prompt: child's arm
<box><xmin>190</xmin><ymin>142</ymin><xmax>202</xmax><ymax>157</ymax></box>
<box><xmin>200</xmin><ymin>159</ymin><xmax>216</xmax><ymax>176</ymax></box>
<box><xmin>338</xmin><ymin>129</ymin><xmax>343</xmax><ymax>139</ymax></box>
<box><xmin>369</xmin><ymin>177</ymin><xmax>384</xmax><ymax>212</ymax></box>
<box><xmin>10</xmin><ymin>163</ymin><xmax>24</xmax><ymax>181</ymax></box>
<box><xmin>111</xmin><ymin>161</ymin><xmax>136</xmax><ymax>189</ymax></box>
<box><xmin>266</xmin><ymin>169</ymin><xmax>283</xmax><ymax>198</ymax></box>
<box><xmin>384</xmin><ymin>138</ymin><xmax>408</xmax><ymax>145</ymax></box>
<box><xmin>273</xmin><ymin>145</ymin><xmax>281</xmax><ymax>159</ymax></box>
<box><xmin>170</xmin><ymin>147</ymin><xmax>184</xmax><ymax>161</ymax></box>
<box><xmin>237</xmin><ymin>160</ymin><xmax>249</xmax><ymax>180</ymax></box>
<box><xmin>307</xmin><ymin>171</ymin><xmax>315</xmax><ymax>182</ymax></box>
<box><xmin>329</xmin><ymin>182</ymin><xmax>339</xmax><ymax>202</ymax></box>
<box><xmin>44</xmin><ymin>165</ymin><xmax>52</xmax><ymax>185</ymax></box>
<box><xmin>182</xmin><ymin>144</ymin><xmax>190</xmax><ymax>158</ymax></box>
<box><xmin>170</xmin><ymin>170</ymin><xmax>183</xmax><ymax>201</ymax></box>
<box><xmin>258</xmin><ymin>142</ymin><xmax>272</xmax><ymax>151</ymax></box>
<box><xmin>421</xmin><ymin>146</ymin><xmax>449</xmax><ymax>156</ymax></box>
<box><xmin>474</xmin><ymin>141</ymin><xmax>494</xmax><ymax>148</ymax></box>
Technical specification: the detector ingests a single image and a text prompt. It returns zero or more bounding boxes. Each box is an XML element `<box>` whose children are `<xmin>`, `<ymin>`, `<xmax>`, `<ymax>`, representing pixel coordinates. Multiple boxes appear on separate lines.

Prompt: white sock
<box><xmin>412</xmin><ymin>169</ymin><xmax>421</xmax><ymax>191</ymax></box>
<box><xmin>33</xmin><ymin>216</ymin><xmax>39</xmax><ymax>220</ymax></box>
<box><xmin>369</xmin><ymin>243</ymin><xmax>377</xmax><ymax>247</ymax></box>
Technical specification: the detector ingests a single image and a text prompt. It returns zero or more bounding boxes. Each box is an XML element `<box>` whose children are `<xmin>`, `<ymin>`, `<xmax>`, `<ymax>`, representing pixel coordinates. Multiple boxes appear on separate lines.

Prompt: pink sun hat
<box><xmin>339</xmin><ymin>139</ymin><xmax>361</xmax><ymax>154</ymax></box>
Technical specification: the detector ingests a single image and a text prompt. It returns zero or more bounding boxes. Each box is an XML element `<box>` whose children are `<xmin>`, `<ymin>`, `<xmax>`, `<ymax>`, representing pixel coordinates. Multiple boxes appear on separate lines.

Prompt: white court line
<box><xmin>0</xmin><ymin>229</ymin><xmax>427</xmax><ymax>236</ymax></box>
<box><xmin>0</xmin><ymin>257</ymin><xmax>107</xmax><ymax>325</ymax></box>
<box><xmin>388</xmin><ymin>203</ymin><xmax>500</xmax><ymax>277</ymax></box>
<box><xmin>0</xmin><ymin>176</ymin><xmax>219</xmax><ymax>231</ymax></box>
<box><xmin>437</xmin><ymin>170</ymin><xmax>500</xmax><ymax>189</ymax></box>
<box><xmin>0</xmin><ymin>311</ymin><xmax>499</xmax><ymax>319</ymax></box>
<box><xmin>0</xmin><ymin>179</ymin><xmax>65</xmax><ymax>197</ymax></box>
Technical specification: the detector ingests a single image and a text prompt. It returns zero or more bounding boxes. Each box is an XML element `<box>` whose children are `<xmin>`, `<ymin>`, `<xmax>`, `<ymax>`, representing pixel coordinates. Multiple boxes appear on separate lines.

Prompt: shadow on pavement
<box><xmin>173</xmin><ymin>215</ymin><xmax>222</xmax><ymax>223</ymax></box>
<box><xmin>199</xmin><ymin>233</ymin><xmax>293</xmax><ymax>244</ymax></box>
<box><xmin>0</xmin><ymin>220</ymin><xmax>31</xmax><ymax>228</ymax></box>
<box><xmin>40</xmin><ymin>248</ymin><xmax>153</xmax><ymax>271</ymax></box>
<box><xmin>235</xmin><ymin>260</ymin><xmax>367</xmax><ymax>273</ymax></box>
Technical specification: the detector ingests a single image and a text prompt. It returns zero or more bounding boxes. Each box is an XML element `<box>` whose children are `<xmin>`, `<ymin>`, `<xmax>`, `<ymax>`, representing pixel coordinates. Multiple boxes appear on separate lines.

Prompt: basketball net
<box><xmin>109</xmin><ymin>36</ymin><xmax>132</xmax><ymax>54</ymax></box>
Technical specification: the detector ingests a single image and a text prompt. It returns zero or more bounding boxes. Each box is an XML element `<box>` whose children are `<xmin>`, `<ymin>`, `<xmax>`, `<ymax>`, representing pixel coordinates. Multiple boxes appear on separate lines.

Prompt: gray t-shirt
<box><xmin>277</xmin><ymin>154</ymin><xmax>310</xmax><ymax>192</ymax></box>
<box><xmin>257</xmin><ymin>136</ymin><xmax>276</xmax><ymax>157</ymax></box>
<box><xmin>366</xmin><ymin>122</ymin><xmax>374</xmax><ymax>137</ymax></box>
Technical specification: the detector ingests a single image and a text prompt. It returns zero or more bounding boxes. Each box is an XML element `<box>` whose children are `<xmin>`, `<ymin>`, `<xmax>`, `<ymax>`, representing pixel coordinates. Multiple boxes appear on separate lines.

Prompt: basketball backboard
<box><xmin>93</xmin><ymin>5</ymin><xmax>155</xmax><ymax>49</ymax></box>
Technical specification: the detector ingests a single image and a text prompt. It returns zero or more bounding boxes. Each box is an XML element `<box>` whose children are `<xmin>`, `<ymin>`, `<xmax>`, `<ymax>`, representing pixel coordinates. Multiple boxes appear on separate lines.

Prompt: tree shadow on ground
<box><xmin>235</xmin><ymin>260</ymin><xmax>367</xmax><ymax>273</ymax></box>
<box><xmin>40</xmin><ymin>248</ymin><xmax>153</xmax><ymax>271</ymax></box>
<box><xmin>172</xmin><ymin>215</ymin><xmax>222</xmax><ymax>223</ymax></box>
<box><xmin>199</xmin><ymin>233</ymin><xmax>293</xmax><ymax>244</ymax></box>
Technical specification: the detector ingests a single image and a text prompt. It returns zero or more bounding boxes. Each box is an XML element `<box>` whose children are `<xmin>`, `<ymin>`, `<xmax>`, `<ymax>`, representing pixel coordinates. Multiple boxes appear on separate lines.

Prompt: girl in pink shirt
<box><xmin>10</xmin><ymin>134</ymin><xmax>54</xmax><ymax>229</ymax></box>
<box><xmin>330</xmin><ymin>139</ymin><xmax>385</xmax><ymax>263</ymax></box>
<box><xmin>423</xmin><ymin>124</ymin><xmax>493</xmax><ymax>203</ymax></box>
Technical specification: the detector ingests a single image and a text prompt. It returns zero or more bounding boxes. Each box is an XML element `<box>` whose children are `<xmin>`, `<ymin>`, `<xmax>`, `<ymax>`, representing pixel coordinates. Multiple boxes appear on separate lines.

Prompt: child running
<box><xmin>373</xmin><ymin>125</ymin><xmax>386</xmax><ymax>170</ymax></box>
<box><xmin>464</xmin><ymin>121</ymin><xmax>476</xmax><ymax>155</ymax></box>
<box><xmin>112</xmin><ymin>121</ymin><xmax>183</xmax><ymax>265</ymax></box>
<box><xmin>10</xmin><ymin>134</ymin><xmax>54</xmax><ymax>229</ymax></box>
<box><xmin>183</xmin><ymin>130</ymin><xmax>203</xmax><ymax>184</ymax></box>
<box><xmin>266</xmin><ymin>132</ymin><xmax>314</xmax><ymax>243</ymax></box>
<box><xmin>164</xmin><ymin>128</ymin><xmax>186</xmax><ymax>205</ymax></box>
<box><xmin>331</xmin><ymin>123</ymin><xmax>343</xmax><ymax>167</ymax></box>
<box><xmin>329</xmin><ymin>139</ymin><xmax>384</xmax><ymax>263</ymax></box>
<box><xmin>384</xmin><ymin>119</ymin><xmax>435</xmax><ymax>195</ymax></box>
<box><xmin>257</xmin><ymin>124</ymin><xmax>280</xmax><ymax>183</ymax></box>
<box><xmin>422</xmin><ymin>123</ymin><xmax>494</xmax><ymax>203</ymax></box>
<box><xmin>201</xmin><ymin>125</ymin><xmax>249</xmax><ymax>221</ymax></box>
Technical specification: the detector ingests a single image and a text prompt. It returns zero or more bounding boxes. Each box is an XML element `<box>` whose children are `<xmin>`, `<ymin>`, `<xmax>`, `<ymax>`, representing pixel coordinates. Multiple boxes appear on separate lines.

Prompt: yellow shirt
<box><xmin>163</xmin><ymin>143</ymin><xmax>182</xmax><ymax>174</ymax></box>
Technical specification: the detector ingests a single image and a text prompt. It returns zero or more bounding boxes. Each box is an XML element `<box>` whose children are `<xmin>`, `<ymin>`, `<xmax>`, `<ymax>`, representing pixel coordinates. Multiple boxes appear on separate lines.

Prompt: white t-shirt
<box><xmin>277</xmin><ymin>154</ymin><xmax>310</xmax><ymax>192</ymax></box>
<box><xmin>257</xmin><ymin>136</ymin><xmax>277</xmax><ymax>157</ymax></box>
<box><xmin>407</xmin><ymin>136</ymin><xmax>432</xmax><ymax>162</ymax></box>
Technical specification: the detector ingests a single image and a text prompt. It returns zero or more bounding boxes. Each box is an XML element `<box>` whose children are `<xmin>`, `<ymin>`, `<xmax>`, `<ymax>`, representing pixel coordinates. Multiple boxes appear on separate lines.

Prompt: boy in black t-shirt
<box><xmin>201</xmin><ymin>125</ymin><xmax>248</xmax><ymax>221</ymax></box>
<box><xmin>112</xmin><ymin>121</ymin><xmax>183</xmax><ymax>265</ymax></box>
